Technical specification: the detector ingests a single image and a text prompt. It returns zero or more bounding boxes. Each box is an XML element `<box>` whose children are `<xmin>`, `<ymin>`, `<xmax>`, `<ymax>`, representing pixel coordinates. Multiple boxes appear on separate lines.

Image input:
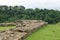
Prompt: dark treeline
<box><xmin>0</xmin><ymin>5</ymin><xmax>60</xmax><ymax>24</ymax></box>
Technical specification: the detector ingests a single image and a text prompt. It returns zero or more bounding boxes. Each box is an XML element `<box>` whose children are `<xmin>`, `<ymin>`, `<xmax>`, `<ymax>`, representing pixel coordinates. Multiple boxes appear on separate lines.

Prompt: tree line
<box><xmin>0</xmin><ymin>5</ymin><xmax>60</xmax><ymax>24</ymax></box>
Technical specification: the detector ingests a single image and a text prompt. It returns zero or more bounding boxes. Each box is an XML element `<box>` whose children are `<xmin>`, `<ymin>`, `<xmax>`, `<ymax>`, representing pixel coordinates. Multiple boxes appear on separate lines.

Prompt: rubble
<box><xmin>0</xmin><ymin>22</ymin><xmax>15</xmax><ymax>26</ymax></box>
<box><xmin>0</xmin><ymin>20</ymin><xmax>48</xmax><ymax>40</ymax></box>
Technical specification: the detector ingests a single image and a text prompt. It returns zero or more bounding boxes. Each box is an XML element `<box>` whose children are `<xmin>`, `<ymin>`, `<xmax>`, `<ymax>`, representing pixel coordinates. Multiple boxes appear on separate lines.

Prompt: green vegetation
<box><xmin>0</xmin><ymin>26</ymin><xmax>16</xmax><ymax>31</ymax></box>
<box><xmin>25</xmin><ymin>23</ymin><xmax>60</xmax><ymax>40</ymax></box>
<box><xmin>0</xmin><ymin>6</ymin><xmax>60</xmax><ymax>24</ymax></box>
<box><xmin>0</xmin><ymin>5</ymin><xmax>60</xmax><ymax>40</ymax></box>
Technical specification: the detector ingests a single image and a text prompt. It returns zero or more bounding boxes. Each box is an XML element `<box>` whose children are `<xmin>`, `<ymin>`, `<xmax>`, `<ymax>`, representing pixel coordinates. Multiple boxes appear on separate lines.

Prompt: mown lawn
<box><xmin>25</xmin><ymin>23</ymin><xmax>60</xmax><ymax>40</ymax></box>
<box><xmin>0</xmin><ymin>26</ymin><xmax>16</xmax><ymax>31</ymax></box>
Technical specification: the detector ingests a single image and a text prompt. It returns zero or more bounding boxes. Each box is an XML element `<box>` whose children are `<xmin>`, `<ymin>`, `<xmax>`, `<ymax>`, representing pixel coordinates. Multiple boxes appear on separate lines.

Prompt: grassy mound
<box><xmin>25</xmin><ymin>23</ymin><xmax>60</xmax><ymax>40</ymax></box>
<box><xmin>0</xmin><ymin>26</ymin><xmax>16</xmax><ymax>31</ymax></box>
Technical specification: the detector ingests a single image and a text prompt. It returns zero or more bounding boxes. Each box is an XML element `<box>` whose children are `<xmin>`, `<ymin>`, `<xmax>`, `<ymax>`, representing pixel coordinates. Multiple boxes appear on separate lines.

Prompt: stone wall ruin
<box><xmin>0</xmin><ymin>20</ymin><xmax>48</xmax><ymax>40</ymax></box>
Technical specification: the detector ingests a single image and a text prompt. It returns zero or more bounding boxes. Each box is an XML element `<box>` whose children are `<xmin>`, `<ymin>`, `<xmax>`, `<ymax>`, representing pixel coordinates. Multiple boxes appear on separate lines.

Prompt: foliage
<box><xmin>0</xmin><ymin>5</ymin><xmax>60</xmax><ymax>24</ymax></box>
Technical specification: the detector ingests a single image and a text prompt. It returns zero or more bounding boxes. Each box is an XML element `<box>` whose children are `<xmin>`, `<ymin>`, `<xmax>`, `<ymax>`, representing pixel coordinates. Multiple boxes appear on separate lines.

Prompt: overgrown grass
<box><xmin>25</xmin><ymin>23</ymin><xmax>60</xmax><ymax>40</ymax></box>
<box><xmin>0</xmin><ymin>26</ymin><xmax>16</xmax><ymax>31</ymax></box>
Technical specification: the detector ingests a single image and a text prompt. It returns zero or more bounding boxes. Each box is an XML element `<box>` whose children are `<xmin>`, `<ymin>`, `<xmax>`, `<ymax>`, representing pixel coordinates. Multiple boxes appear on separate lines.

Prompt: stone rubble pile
<box><xmin>0</xmin><ymin>20</ymin><xmax>48</xmax><ymax>40</ymax></box>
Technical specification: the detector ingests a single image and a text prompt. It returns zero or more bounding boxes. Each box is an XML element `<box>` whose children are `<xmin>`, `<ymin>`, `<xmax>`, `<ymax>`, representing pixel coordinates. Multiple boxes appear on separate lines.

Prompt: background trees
<box><xmin>0</xmin><ymin>5</ymin><xmax>60</xmax><ymax>24</ymax></box>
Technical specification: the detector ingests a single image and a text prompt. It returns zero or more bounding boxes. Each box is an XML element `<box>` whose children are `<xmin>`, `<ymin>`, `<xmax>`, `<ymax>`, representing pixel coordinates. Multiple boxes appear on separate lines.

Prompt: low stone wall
<box><xmin>0</xmin><ymin>20</ymin><xmax>48</xmax><ymax>40</ymax></box>
<box><xmin>0</xmin><ymin>22</ymin><xmax>15</xmax><ymax>26</ymax></box>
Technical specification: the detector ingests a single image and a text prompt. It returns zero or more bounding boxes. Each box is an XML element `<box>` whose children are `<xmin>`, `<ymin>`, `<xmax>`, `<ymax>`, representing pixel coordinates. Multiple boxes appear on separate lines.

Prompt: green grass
<box><xmin>0</xmin><ymin>26</ymin><xmax>16</xmax><ymax>31</ymax></box>
<box><xmin>25</xmin><ymin>23</ymin><xmax>60</xmax><ymax>40</ymax></box>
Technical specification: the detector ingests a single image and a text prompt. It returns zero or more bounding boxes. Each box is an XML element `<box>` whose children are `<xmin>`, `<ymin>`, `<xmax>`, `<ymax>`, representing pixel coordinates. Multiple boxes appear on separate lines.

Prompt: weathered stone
<box><xmin>0</xmin><ymin>22</ymin><xmax>15</xmax><ymax>26</ymax></box>
<box><xmin>0</xmin><ymin>20</ymin><xmax>48</xmax><ymax>40</ymax></box>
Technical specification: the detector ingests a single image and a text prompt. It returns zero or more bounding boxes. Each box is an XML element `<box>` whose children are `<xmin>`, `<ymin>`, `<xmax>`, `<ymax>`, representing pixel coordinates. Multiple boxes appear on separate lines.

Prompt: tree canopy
<box><xmin>0</xmin><ymin>5</ymin><xmax>60</xmax><ymax>24</ymax></box>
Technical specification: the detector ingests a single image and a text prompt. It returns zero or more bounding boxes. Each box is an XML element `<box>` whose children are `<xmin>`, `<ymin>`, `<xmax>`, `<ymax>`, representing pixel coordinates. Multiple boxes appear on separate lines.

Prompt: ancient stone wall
<box><xmin>0</xmin><ymin>22</ymin><xmax>15</xmax><ymax>26</ymax></box>
<box><xmin>0</xmin><ymin>20</ymin><xmax>48</xmax><ymax>40</ymax></box>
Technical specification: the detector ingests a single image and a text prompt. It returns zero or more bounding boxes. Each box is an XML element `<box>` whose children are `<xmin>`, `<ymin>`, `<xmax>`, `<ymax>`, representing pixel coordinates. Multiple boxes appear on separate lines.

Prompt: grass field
<box><xmin>0</xmin><ymin>26</ymin><xmax>16</xmax><ymax>31</ymax></box>
<box><xmin>25</xmin><ymin>23</ymin><xmax>60</xmax><ymax>40</ymax></box>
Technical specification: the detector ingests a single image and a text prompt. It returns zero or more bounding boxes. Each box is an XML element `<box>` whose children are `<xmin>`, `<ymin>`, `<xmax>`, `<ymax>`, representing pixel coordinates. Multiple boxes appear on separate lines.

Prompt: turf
<box><xmin>25</xmin><ymin>23</ymin><xmax>60</xmax><ymax>40</ymax></box>
<box><xmin>0</xmin><ymin>26</ymin><xmax>16</xmax><ymax>31</ymax></box>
